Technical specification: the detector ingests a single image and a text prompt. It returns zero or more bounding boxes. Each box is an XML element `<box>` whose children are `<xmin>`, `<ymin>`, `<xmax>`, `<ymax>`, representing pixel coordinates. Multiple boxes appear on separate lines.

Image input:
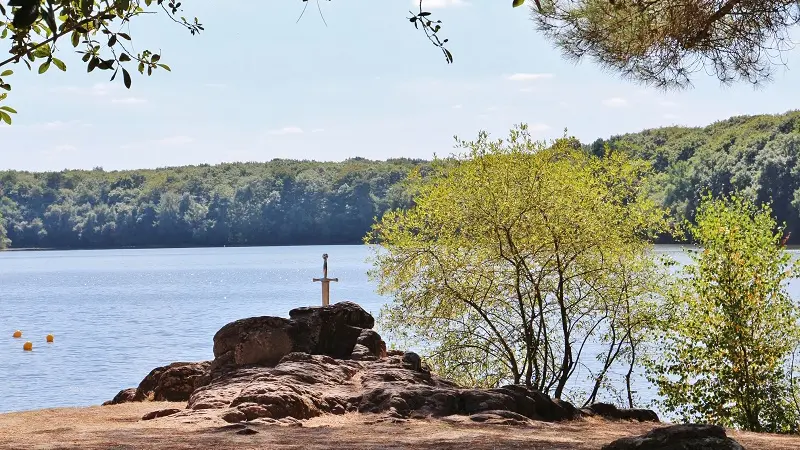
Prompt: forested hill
<box><xmin>2</xmin><ymin>110</ymin><xmax>800</xmax><ymax>250</ymax></box>
<box><xmin>592</xmin><ymin>110</ymin><xmax>800</xmax><ymax>241</ymax></box>
<box><xmin>0</xmin><ymin>158</ymin><xmax>429</xmax><ymax>249</ymax></box>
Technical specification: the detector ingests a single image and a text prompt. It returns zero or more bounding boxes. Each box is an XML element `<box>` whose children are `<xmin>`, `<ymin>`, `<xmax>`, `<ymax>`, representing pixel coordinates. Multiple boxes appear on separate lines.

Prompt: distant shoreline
<box><xmin>3</xmin><ymin>243</ymin><xmax>800</xmax><ymax>253</ymax></box>
<box><xmin>0</xmin><ymin>243</ymin><xmax>368</xmax><ymax>253</ymax></box>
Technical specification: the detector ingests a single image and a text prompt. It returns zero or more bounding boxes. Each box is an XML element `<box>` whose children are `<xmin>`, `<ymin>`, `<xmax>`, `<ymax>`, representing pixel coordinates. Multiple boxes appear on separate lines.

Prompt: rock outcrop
<box><xmin>585</xmin><ymin>402</ymin><xmax>660</xmax><ymax>422</ymax></box>
<box><xmin>210</xmin><ymin>301</ymin><xmax>384</xmax><ymax>374</ymax></box>
<box><xmin>105</xmin><ymin>362</ymin><xmax>211</xmax><ymax>405</ymax></box>
<box><xmin>602</xmin><ymin>424</ymin><xmax>746</xmax><ymax>450</ymax></box>
<box><xmin>185</xmin><ymin>351</ymin><xmax>581</xmax><ymax>423</ymax></box>
<box><xmin>104</xmin><ymin>301</ymin><xmax>657</xmax><ymax>427</ymax></box>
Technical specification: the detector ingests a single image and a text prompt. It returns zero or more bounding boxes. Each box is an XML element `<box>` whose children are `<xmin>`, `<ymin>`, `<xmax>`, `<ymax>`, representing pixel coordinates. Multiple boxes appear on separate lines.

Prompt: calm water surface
<box><xmin>2</xmin><ymin>245</ymin><xmax>800</xmax><ymax>414</ymax></box>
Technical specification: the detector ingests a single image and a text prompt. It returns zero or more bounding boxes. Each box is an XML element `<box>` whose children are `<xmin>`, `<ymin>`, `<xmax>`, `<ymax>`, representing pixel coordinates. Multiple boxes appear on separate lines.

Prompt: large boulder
<box><xmin>102</xmin><ymin>388</ymin><xmax>137</xmax><ymax>406</ymax></box>
<box><xmin>103</xmin><ymin>362</ymin><xmax>211</xmax><ymax>405</ymax></box>
<box><xmin>602</xmin><ymin>424</ymin><xmax>746</xmax><ymax>450</ymax></box>
<box><xmin>587</xmin><ymin>402</ymin><xmax>660</xmax><ymax>422</ymax></box>
<box><xmin>289</xmin><ymin>301</ymin><xmax>376</xmax><ymax>359</ymax></box>
<box><xmin>211</xmin><ymin>301</ymin><xmax>384</xmax><ymax>374</ymax></box>
<box><xmin>212</xmin><ymin>317</ymin><xmax>300</xmax><ymax>372</ymax></box>
<box><xmin>135</xmin><ymin>362</ymin><xmax>211</xmax><ymax>402</ymax></box>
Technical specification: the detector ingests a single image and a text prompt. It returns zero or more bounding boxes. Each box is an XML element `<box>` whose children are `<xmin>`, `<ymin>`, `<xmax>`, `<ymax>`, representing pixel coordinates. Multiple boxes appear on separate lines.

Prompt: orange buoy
<box><xmin>46</xmin><ymin>334</ymin><xmax>54</xmax><ymax>343</ymax></box>
<box><xmin>23</xmin><ymin>341</ymin><xmax>33</xmax><ymax>351</ymax></box>
<box><xmin>12</xmin><ymin>330</ymin><xmax>22</xmax><ymax>338</ymax></box>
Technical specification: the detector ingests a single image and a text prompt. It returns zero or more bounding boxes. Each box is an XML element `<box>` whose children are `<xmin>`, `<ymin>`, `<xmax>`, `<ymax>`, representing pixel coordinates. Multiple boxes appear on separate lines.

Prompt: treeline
<box><xmin>0</xmin><ymin>158</ymin><xmax>429</xmax><ymax>249</ymax></box>
<box><xmin>2</xmin><ymin>110</ymin><xmax>800</xmax><ymax>249</ymax></box>
<box><xmin>593</xmin><ymin>110</ymin><xmax>800</xmax><ymax>240</ymax></box>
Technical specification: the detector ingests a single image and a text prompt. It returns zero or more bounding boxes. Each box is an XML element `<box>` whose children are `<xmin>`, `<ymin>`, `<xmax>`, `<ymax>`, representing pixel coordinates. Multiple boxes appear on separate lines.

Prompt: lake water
<box><xmin>1</xmin><ymin>245</ymin><xmax>798</xmax><ymax>415</ymax></box>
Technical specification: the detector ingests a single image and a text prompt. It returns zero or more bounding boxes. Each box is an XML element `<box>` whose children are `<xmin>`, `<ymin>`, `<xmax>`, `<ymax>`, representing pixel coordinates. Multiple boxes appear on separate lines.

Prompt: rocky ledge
<box><xmin>103</xmin><ymin>301</ymin><xmax>745</xmax><ymax>449</ymax></box>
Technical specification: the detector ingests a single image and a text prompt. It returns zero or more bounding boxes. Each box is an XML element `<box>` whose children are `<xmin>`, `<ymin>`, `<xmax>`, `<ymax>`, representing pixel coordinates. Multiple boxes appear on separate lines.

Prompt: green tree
<box><xmin>530</xmin><ymin>1</ymin><xmax>800</xmax><ymax>89</ymax></box>
<box><xmin>648</xmin><ymin>193</ymin><xmax>800</xmax><ymax>433</ymax></box>
<box><xmin>367</xmin><ymin>125</ymin><xmax>670</xmax><ymax>403</ymax></box>
<box><xmin>0</xmin><ymin>0</ymin><xmax>202</xmax><ymax>123</ymax></box>
<box><xmin>0</xmin><ymin>210</ymin><xmax>8</xmax><ymax>249</ymax></box>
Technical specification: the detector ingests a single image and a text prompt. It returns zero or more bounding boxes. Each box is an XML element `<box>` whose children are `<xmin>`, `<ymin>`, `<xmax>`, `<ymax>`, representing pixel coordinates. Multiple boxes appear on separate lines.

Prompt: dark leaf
<box><xmin>119</xmin><ymin>53</ymin><xmax>131</xmax><ymax>62</ymax></box>
<box><xmin>7</xmin><ymin>0</ymin><xmax>35</xmax><ymax>7</ymax></box>
<box><xmin>12</xmin><ymin>4</ymin><xmax>39</xmax><ymax>28</ymax></box>
<box><xmin>0</xmin><ymin>111</ymin><xmax>11</xmax><ymax>125</ymax></box>
<box><xmin>108</xmin><ymin>35</ymin><xmax>117</xmax><ymax>47</ymax></box>
<box><xmin>0</xmin><ymin>70</ymin><xmax>12</xmax><ymax>77</ymax></box>
<box><xmin>122</xmin><ymin>67</ymin><xmax>131</xmax><ymax>88</ymax></box>
<box><xmin>81</xmin><ymin>0</ymin><xmax>93</xmax><ymax>18</ymax></box>
<box><xmin>88</xmin><ymin>57</ymin><xmax>99</xmax><ymax>72</ymax></box>
<box><xmin>44</xmin><ymin>6</ymin><xmax>57</xmax><ymax>34</ymax></box>
<box><xmin>512</xmin><ymin>0</ymin><xmax>524</xmax><ymax>7</ymax></box>
<box><xmin>151</xmin><ymin>54</ymin><xmax>161</xmax><ymax>62</ymax></box>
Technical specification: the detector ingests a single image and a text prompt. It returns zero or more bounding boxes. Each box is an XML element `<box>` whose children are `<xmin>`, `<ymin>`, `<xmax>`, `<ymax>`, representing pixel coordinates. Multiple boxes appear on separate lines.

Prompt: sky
<box><xmin>1</xmin><ymin>0</ymin><xmax>799</xmax><ymax>172</ymax></box>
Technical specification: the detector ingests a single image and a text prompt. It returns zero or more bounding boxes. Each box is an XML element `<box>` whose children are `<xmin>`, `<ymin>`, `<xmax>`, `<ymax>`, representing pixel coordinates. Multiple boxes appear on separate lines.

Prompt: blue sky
<box><xmin>1</xmin><ymin>0</ymin><xmax>798</xmax><ymax>172</ymax></box>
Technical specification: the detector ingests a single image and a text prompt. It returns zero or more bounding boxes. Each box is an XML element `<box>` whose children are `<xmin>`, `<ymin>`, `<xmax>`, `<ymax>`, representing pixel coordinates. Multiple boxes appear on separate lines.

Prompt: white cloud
<box><xmin>507</xmin><ymin>73</ymin><xmax>554</xmax><ymax>82</ymax></box>
<box><xmin>311</xmin><ymin>128</ymin><xmax>325</xmax><ymax>133</ymax></box>
<box><xmin>53</xmin><ymin>83</ymin><xmax>114</xmax><ymax>97</ymax></box>
<box><xmin>658</xmin><ymin>100</ymin><xmax>679</xmax><ymax>108</ymax></box>
<box><xmin>452</xmin><ymin>104</ymin><xmax>462</xmax><ymax>109</ymax></box>
<box><xmin>528</xmin><ymin>123</ymin><xmax>551</xmax><ymax>133</ymax></box>
<box><xmin>204</xmin><ymin>83</ymin><xmax>227</xmax><ymax>89</ymax></box>
<box><xmin>414</xmin><ymin>0</ymin><xmax>466</xmax><ymax>8</ymax></box>
<box><xmin>32</xmin><ymin>120</ymin><xmax>92</xmax><ymax>130</ymax></box>
<box><xmin>154</xmin><ymin>135</ymin><xmax>194</xmax><ymax>146</ymax></box>
<box><xmin>663</xmin><ymin>113</ymin><xmax>680</xmax><ymax>120</ymax></box>
<box><xmin>267</xmin><ymin>126</ymin><xmax>304</xmax><ymax>135</ymax></box>
<box><xmin>487</xmin><ymin>106</ymin><xmax>499</xmax><ymax>112</ymax></box>
<box><xmin>602</xmin><ymin>97</ymin><xmax>628</xmax><ymax>108</ymax></box>
<box><xmin>111</xmin><ymin>96</ymin><xmax>147</xmax><ymax>104</ymax></box>
<box><xmin>53</xmin><ymin>144</ymin><xmax>76</xmax><ymax>152</ymax></box>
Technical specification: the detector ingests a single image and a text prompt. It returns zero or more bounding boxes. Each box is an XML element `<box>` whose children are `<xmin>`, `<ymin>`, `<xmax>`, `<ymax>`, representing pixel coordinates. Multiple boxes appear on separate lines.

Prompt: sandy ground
<box><xmin>1</xmin><ymin>403</ymin><xmax>799</xmax><ymax>449</ymax></box>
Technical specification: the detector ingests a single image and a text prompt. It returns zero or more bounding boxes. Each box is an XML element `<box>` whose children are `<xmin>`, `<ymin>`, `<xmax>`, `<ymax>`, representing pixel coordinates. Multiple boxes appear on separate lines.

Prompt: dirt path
<box><xmin>0</xmin><ymin>403</ymin><xmax>797</xmax><ymax>449</ymax></box>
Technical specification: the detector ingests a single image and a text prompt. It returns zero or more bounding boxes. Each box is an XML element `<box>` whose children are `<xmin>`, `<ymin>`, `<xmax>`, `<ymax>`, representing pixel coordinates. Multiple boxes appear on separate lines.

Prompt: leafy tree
<box><xmin>647</xmin><ymin>193</ymin><xmax>800</xmax><ymax>433</ymax></box>
<box><xmin>530</xmin><ymin>1</ymin><xmax>800</xmax><ymax>89</ymax></box>
<box><xmin>367</xmin><ymin>125</ymin><xmax>670</xmax><ymax>404</ymax></box>
<box><xmin>0</xmin><ymin>211</ymin><xmax>8</xmax><ymax>249</ymax></box>
<box><xmin>0</xmin><ymin>0</ymin><xmax>202</xmax><ymax>123</ymax></box>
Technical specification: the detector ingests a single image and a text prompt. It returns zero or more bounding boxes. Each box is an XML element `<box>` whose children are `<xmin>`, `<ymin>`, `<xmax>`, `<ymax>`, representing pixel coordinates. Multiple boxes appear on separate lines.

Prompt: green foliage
<box><xmin>530</xmin><ymin>1</ymin><xmax>798</xmax><ymax>89</ymax></box>
<box><xmin>596</xmin><ymin>110</ymin><xmax>800</xmax><ymax>244</ymax></box>
<box><xmin>367</xmin><ymin>125</ymin><xmax>670</xmax><ymax>403</ymax></box>
<box><xmin>0</xmin><ymin>210</ymin><xmax>7</xmax><ymax>249</ymax></box>
<box><xmin>0</xmin><ymin>0</ymin><xmax>202</xmax><ymax>122</ymax></box>
<box><xmin>0</xmin><ymin>158</ymin><xmax>430</xmax><ymax>249</ymax></box>
<box><xmin>647</xmin><ymin>194</ymin><xmax>800</xmax><ymax>433</ymax></box>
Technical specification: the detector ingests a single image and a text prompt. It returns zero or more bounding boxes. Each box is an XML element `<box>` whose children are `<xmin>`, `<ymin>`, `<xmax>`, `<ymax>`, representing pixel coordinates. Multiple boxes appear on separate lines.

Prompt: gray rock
<box><xmin>141</xmin><ymin>408</ymin><xmax>183</xmax><ymax>421</ymax></box>
<box><xmin>103</xmin><ymin>388</ymin><xmax>137</xmax><ymax>406</ymax></box>
<box><xmin>589</xmin><ymin>402</ymin><xmax>660</xmax><ymax>422</ymax></box>
<box><xmin>602</xmin><ymin>424</ymin><xmax>746</xmax><ymax>450</ymax></box>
